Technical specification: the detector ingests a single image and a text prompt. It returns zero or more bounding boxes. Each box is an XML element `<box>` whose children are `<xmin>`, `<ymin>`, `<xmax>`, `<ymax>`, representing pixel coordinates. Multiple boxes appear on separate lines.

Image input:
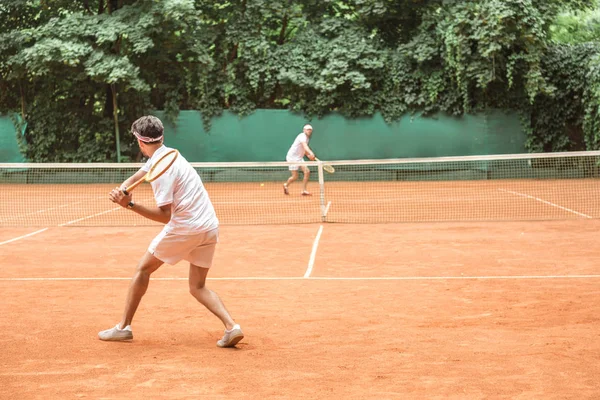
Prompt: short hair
<box><xmin>131</xmin><ymin>115</ymin><xmax>164</xmax><ymax>142</ymax></box>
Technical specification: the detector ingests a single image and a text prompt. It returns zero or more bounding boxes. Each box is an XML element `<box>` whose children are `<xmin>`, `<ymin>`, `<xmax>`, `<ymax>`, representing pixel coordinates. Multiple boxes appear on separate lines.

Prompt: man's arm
<box><xmin>109</xmin><ymin>187</ymin><xmax>172</xmax><ymax>224</ymax></box>
<box><xmin>302</xmin><ymin>142</ymin><xmax>315</xmax><ymax>160</ymax></box>
<box><xmin>129</xmin><ymin>202</ymin><xmax>171</xmax><ymax>224</ymax></box>
<box><xmin>120</xmin><ymin>168</ymin><xmax>147</xmax><ymax>191</ymax></box>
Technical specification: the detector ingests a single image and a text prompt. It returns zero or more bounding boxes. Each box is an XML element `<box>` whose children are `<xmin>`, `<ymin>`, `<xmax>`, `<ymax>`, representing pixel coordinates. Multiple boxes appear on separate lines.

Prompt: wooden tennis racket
<box><xmin>315</xmin><ymin>157</ymin><xmax>335</xmax><ymax>173</ymax></box>
<box><xmin>123</xmin><ymin>149</ymin><xmax>179</xmax><ymax>195</ymax></box>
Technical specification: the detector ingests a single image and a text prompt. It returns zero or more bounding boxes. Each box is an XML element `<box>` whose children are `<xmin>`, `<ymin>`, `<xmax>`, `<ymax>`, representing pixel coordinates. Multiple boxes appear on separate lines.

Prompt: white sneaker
<box><xmin>98</xmin><ymin>324</ymin><xmax>133</xmax><ymax>341</ymax></box>
<box><xmin>217</xmin><ymin>324</ymin><xmax>244</xmax><ymax>348</ymax></box>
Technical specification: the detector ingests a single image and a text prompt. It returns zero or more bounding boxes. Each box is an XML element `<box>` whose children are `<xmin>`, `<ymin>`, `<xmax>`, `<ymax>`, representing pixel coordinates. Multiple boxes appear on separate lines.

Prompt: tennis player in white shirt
<box><xmin>283</xmin><ymin>124</ymin><xmax>317</xmax><ymax>196</ymax></box>
<box><xmin>98</xmin><ymin>115</ymin><xmax>244</xmax><ymax>348</ymax></box>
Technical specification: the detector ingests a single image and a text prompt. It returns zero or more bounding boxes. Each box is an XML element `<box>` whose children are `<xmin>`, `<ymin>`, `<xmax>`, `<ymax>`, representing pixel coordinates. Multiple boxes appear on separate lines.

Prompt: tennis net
<box><xmin>1</xmin><ymin>151</ymin><xmax>599</xmax><ymax>227</ymax></box>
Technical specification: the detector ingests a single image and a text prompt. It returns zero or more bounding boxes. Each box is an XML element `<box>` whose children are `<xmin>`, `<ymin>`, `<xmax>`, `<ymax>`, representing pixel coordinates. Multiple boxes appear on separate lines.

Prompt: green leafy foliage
<box><xmin>551</xmin><ymin>8</ymin><xmax>600</xmax><ymax>43</ymax></box>
<box><xmin>0</xmin><ymin>0</ymin><xmax>598</xmax><ymax>161</ymax></box>
<box><xmin>583</xmin><ymin>51</ymin><xmax>600</xmax><ymax>149</ymax></box>
<box><xmin>277</xmin><ymin>19</ymin><xmax>386</xmax><ymax>118</ymax></box>
<box><xmin>526</xmin><ymin>44</ymin><xmax>600</xmax><ymax>151</ymax></box>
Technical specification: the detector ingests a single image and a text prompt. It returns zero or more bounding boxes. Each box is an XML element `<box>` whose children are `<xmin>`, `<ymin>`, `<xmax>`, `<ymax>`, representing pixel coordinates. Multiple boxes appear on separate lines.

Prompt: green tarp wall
<box><xmin>0</xmin><ymin>110</ymin><xmax>526</xmax><ymax>163</ymax></box>
<box><xmin>0</xmin><ymin>115</ymin><xmax>24</xmax><ymax>162</ymax></box>
<box><xmin>4</xmin><ymin>110</ymin><xmax>593</xmax><ymax>185</ymax></box>
<box><xmin>157</xmin><ymin>109</ymin><xmax>526</xmax><ymax>162</ymax></box>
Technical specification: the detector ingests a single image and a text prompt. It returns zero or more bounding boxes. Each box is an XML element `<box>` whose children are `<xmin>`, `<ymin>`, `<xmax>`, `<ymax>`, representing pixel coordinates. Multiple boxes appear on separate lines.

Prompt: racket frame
<box><xmin>315</xmin><ymin>157</ymin><xmax>335</xmax><ymax>173</ymax></box>
<box><xmin>123</xmin><ymin>149</ymin><xmax>179</xmax><ymax>195</ymax></box>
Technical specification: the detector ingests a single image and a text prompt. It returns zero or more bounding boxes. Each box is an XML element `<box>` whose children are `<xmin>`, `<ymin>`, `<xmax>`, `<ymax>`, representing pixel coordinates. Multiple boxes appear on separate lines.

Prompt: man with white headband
<box><xmin>98</xmin><ymin>115</ymin><xmax>244</xmax><ymax>348</ymax></box>
<box><xmin>283</xmin><ymin>124</ymin><xmax>317</xmax><ymax>196</ymax></box>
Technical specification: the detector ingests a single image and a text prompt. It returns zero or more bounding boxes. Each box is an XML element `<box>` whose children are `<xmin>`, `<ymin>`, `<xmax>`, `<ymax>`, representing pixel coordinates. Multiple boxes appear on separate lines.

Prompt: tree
<box><xmin>1</xmin><ymin>0</ymin><xmax>599</xmax><ymax>161</ymax></box>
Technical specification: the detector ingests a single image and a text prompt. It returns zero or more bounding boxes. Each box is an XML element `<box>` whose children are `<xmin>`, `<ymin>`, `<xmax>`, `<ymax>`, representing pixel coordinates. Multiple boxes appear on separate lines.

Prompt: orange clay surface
<box><xmin>1</xmin><ymin>220</ymin><xmax>600</xmax><ymax>399</ymax></box>
<box><xmin>3</xmin><ymin>179</ymin><xmax>600</xmax><ymax>227</ymax></box>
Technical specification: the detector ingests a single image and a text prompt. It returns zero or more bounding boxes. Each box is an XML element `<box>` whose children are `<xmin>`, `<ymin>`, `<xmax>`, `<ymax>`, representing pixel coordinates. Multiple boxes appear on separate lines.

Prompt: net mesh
<box><xmin>1</xmin><ymin>151</ymin><xmax>599</xmax><ymax>227</ymax></box>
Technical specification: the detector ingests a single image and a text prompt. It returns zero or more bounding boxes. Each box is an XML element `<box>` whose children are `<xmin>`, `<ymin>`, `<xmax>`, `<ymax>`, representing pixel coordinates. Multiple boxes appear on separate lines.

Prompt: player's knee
<box><xmin>136</xmin><ymin>263</ymin><xmax>154</xmax><ymax>277</ymax></box>
<box><xmin>189</xmin><ymin>280</ymin><xmax>206</xmax><ymax>293</ymax></box>
<box><xmin>132</xmin><ymin>268</ymin><xmax>151</xmax><ymax>285</ymax></box>
<box><xmin>136</xmin><ymin>253</ymin><xmax>162</xmax><ymax>275</ymax></box>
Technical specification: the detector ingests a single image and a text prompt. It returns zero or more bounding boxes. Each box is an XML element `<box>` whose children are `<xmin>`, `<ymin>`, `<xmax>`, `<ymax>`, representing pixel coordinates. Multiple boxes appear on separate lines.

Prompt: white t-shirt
<box><xmin>286</xmin><ymin>133</ymin><xmax>309</xmax><ymax>161</ymax></box>
<box><xmin>141</xmin><ymin>145</ymin><xmax>219</xmax><ymax>235</ymax></box>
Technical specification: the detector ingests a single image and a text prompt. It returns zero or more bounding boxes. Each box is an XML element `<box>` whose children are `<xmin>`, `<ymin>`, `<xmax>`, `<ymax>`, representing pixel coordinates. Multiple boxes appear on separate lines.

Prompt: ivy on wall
<box><xmin>0</xmin><ymin>0</ymin><xmax>598</xmax><ymax>161</ymax></box>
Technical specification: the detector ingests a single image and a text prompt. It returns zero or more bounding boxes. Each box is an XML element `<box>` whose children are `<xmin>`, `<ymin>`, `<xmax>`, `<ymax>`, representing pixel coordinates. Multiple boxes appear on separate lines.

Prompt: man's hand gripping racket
<box><xmin>110</xmin><ymin>149</ymin><xmax>179</xmax><ymax>208</ymax></box>
<box><xmin>123</xmin><ymin>149</ymin><xmax>179</xmax><ymax>195</ymax></box>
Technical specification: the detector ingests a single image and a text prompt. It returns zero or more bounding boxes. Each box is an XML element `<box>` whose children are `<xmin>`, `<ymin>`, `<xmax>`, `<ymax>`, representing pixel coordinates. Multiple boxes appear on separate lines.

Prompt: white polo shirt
<box><xmin>286</xmin><ymin>132</ymin><xmax>310</xmax><ymax>161</ymax></box>
<box><xmin>141</xmin><ymin>145</ymin><xmax>219</xmax><ymax>235</ymax></box>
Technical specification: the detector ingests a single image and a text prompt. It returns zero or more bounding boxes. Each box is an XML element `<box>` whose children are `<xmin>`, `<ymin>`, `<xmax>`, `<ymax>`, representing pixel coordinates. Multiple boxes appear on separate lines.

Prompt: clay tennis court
<box><xmin>1</xmin><ymin>178</ymin><xmax>600</xmax><ymax>399</ymax></box>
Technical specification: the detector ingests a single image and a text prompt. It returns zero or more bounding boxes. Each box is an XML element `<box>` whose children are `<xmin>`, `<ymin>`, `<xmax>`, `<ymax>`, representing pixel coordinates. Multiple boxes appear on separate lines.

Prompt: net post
<box><xmin>317</xmin><ymin>162</ymin><xmax>326</xmax><ymax>222</ymax></box>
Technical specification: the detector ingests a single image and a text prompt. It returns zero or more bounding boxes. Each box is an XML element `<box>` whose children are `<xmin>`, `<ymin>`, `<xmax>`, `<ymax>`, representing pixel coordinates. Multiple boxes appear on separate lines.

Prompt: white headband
<box><xmin>133</xmin><ymin>130</ymin><xmax>163</xmax><ymax>143</ymax></box>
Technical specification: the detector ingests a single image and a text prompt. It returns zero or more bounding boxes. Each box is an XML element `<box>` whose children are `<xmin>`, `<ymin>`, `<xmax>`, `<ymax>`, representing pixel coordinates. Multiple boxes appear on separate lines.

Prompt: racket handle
<box><xmin>123</xmin><ymin>178</ymin><xmax>144</xmax><ymax>195</ymax></box>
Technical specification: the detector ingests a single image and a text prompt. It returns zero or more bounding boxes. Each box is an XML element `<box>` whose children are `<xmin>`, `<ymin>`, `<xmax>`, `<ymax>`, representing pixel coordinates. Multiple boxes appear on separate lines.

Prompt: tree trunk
<box><xmin>111</xmin><ymin>84</ymin><xmax>121</xmax><ymax>162</ymax></box>
<box><xmin>278</xmin><ymin>13</ymin><xmax>289</xmax><ymax>45</ymax></box>
<box><xmin>107</xmin><ymin>0</ymin><xmax>122</xmax><ymax>162</ymax></box>
<box><xmin>19</xmin><ymin>80</ymin><xmax>26</xmax><ymax>119</ymax></box>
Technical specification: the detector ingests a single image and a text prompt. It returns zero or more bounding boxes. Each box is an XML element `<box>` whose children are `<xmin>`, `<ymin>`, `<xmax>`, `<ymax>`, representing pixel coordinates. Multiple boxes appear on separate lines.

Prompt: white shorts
<box><xmin>287</xmin><ymin>157</ymin><xmax>306</xmax><ymax>171</ymax></box>
<box><xmin>148</xmin><ymin>227</ymin><xmax>219</xmax><ymax>268</ymax></box>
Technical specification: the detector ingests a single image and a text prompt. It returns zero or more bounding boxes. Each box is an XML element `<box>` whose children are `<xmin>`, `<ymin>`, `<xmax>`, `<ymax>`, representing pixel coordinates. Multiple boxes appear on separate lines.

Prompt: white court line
<box><xmin>498</xmin><ymin>188</ymin><xmax>592</xmax><ymax>218</ymax></box>
<box><xmin>309</xmin><ymin>275</ymin><xmax>600</xmax><ymax>280</ymax></box>
<box><xmin>213</xmin><ymin>200</ymin><xmax>320</xmax><ymax>205</ymax></box>
<box><xmin>2</xmin><ymin>202</ymin><xmax>119</xmax><ymax>248</ymax></box>
<box><xmin>0</xmin><ymin>228</ymin><xmax>48</xmax><ymax>246</ymax></box>
<box><xmin>2</xmin><ymin>205</ymin><xmax>121</xmax><ymax>248</ymax></box>
<box><xmin>58</xmin><ymin>207</ymin><xmax>121</xmax><ymax>226</ymax></box>
<box><xmin>0</xmin><ymin>277</ymin><xmax>304</xmax><ymax>281</ymax></box>
<box><xmin>0</xmin><ymin>202</ymin><xmax>72</xmax><ymax>223</ymax></box>
<box><xmin>0</xmin><ymin>195</ymin><xmax>108</xmax><ymax>224</ymax></box>
<box><xmin>324</xmin><ymin>201</ymin><xmax>332</xmax><ymax>216</ymax></box>
<box><xmin>213</xmin><ymin>198</ymin><xmax>471</xmax><ymax>205</ymax></box>
<box><xmin>1</xmin><ymin>275</ymin><xmax>600</xmax><ymax>282</ymax></box>
<box><xmin>304</xmin><ymin>225</ymin><xmax>324</xmax><ymax>278</ymax></box>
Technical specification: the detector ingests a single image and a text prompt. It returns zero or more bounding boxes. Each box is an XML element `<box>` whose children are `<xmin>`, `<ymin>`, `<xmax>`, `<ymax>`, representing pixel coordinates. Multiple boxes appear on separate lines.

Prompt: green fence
<box><xmin>0</xmin><ymin>109</ymin><xmax>527</xmax><ymax>163</ymax></box>
<box><xmin>156</xmin><ymin>109</ymin><xmax>526</xmax><ymax>162</ymax></box>
<box><xmin>0</xmin><ymin>115</ymin><xmax>24</xmax><ymax>163</ymax></box>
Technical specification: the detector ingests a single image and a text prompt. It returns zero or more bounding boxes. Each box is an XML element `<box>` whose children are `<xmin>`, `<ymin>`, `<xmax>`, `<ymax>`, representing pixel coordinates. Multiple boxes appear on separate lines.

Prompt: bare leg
<box><xmin>118</xmin><ymin>251</ymin><xmax>164</xmax><ymax>329</ymax></box>
<box><xmin>284</xmin><ymin>170</ymin><xmax>298</xmax><ymax>192</ymax></box>
<box><xmin>301</xmin><ymin>166</ymin><xmax>311</xmax><ymax>193</ymax></box>
<box><xmin>189</xmin><ymin>263</ymin><xmax>236</xmax><ymax>330</ymax></box>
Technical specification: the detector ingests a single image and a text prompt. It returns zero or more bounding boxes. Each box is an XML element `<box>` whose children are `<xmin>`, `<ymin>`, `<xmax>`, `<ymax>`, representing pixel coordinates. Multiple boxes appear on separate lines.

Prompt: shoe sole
<box><xmin>219</xmin><ymin>332</ymin><xmax>244</xmax><ymax>348</ymax></box>
<box><xmin>99</xmin><ymin>337</ymin><xmax>133</xmax><ymax>342</ymax></box>
<box><xmin>98</xmin><ymin>334</ymin><xmax>133</xmax><ymax>341</ymax></box>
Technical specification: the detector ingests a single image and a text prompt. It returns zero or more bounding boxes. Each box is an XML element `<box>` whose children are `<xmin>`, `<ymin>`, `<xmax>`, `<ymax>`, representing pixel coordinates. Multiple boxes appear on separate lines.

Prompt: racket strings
<box><xmin>315</xmin><ymin>157</ymin><xmax>335</xmax><ymax>174</ymax></box>
<box><xmin>147</xmin><ymin>150</ymin><xmax>178</xmax><ymax>181</ymax></box>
